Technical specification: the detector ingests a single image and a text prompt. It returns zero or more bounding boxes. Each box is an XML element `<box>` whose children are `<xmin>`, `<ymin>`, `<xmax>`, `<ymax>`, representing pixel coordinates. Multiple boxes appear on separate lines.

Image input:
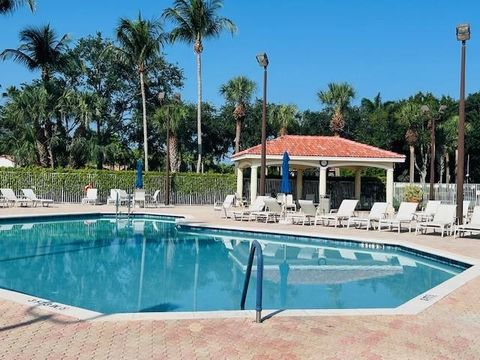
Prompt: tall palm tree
<box><xmin>397</xmin><ymin>102</ymin><xmax>421</xmax><ymax>183</ymax></box>
<box><xmin>219</xmin><ymin>76</ymin><xmax>256</xmax><ymax>153</ymax></box>
<box><xmin>154</xmin><ymin>102</ymin><xmax>188</xmax><ymax>172</ymax></box>
<box><xmin>269</xmin><ymin>104</ymin><xmax>299</xmax><ymax>136</ymax></box>
<box><xmin>163</xmin><ymin>0</ymin><xmax>237</xmax><ymax>172</ymax></box>
<box><xmin>1</xmin><ymin>25</ymin><xmax>69</xmax><ymax>83</ymax></box>
<box><xmin>116</xmin><ymin>14</ymin><xmax>165</xmax><ymax>172</ymax></box>
<box><xmin>0</xmin><ymin>0</ymin><xmax>35</xmax><ymax>14</ymax></box>
<box><xmin>317</xmin><ymin>82</ymin><xmax>355</xmax><ymax>136</ymax></box>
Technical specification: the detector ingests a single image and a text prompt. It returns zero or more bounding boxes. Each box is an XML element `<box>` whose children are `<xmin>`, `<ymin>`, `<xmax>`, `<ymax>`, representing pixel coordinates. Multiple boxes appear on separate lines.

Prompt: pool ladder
<box><xmin>240</xmin><ymin>240</ymin><xmax>264</xmax><ymax>323</ymax></box>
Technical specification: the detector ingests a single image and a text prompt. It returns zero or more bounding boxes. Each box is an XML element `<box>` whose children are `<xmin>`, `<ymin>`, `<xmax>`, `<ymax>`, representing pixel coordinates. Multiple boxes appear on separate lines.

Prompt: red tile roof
<box><xmin>232</xmin><ymin>135</ymin><xmax>405</xmax><ymax>159</ymax></box>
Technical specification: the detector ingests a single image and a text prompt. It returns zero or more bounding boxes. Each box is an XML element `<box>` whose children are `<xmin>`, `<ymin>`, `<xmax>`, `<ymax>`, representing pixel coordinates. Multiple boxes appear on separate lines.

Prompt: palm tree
<box><xmin>154</xmin><ymin>102</ymin><xmax>188</xmax><ymax>172</ymax></box>
<box><xmin>0</xmin><ymin>0</ymin><xmax>35</xmax><ymax>14</ymax></box>
<box><xmin>1</xmin><ymin>25</ymin><xmax>69</xmax><ymax>83</ymax></box>
<box><xmin>116</xmin><ymin>14</ymin><xmax>165</xmax><ymax>172</ymax></box>
<box><xmin>163</xmin><ymin>0</ymin><xmax>237</xmax><ymax>172</ymax></box>
<box><xmin>219</xmin><ymin>76</ymin><xmax>256</xmax><ymax>153</ymax></box>
<box><xmin>317</xmin><ymin>82</ymin><xmax>355</xmax><ymax>136</ymax></box>
<box><xmin>397</xmin><ymin>102</ymin><xmax>421</xmax><ymax>183</ymax></box>
<box><xmin>269</xmin><ymin>104</ymin><xmax>299</xmax><ymax>136</ymax></box>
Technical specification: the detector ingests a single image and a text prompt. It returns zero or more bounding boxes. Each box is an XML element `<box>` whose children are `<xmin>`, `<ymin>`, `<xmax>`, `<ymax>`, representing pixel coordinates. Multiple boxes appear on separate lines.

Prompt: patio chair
<box><xmin>378</xmin><ymin>202</ymin><xmax>418</xmax><ymax>233</ymax></box>
<box><xmin>347</xmin><ymin>202</ymin><xmax>388</xmax><ymax>230</ymax></box>
<box><xmin>415</xmin><ymin>204</ymin><xmax>457</xmax><ymax>237</ymax></box>
<box><xmin>0</xmin><ymin>188</ymin><xmax>33</xmax><ymax>207</ymax></box>
<box><xmin>455</xmin><ymin>206</ymin><xmax>480</xmax><ymax>238</ymax></box>
<box><xmin>81</xmin><ymin>188</ymin><xmax>98</xmax><ymax>205</ymax></box>
<box><xmin>117</xmin><ymin>189</ymin><xmax>130</xmax><ymax>205</ymax></box>
<box><xmin>415</xmin><ymin>200</ymin><xmax>441</xmax><ymax>222</ymax></box>
<box><xmin>214</xmin><ymin>194</ymin><xmax>235</xmax><ymax>218</ymax></box>
<box><xmin>285</xmin><ymin>194</ymin><xmax>296</xmax><ymax>212</ymax></box>
<box><xmin>254</xmin><ymin>197</ymin><xmax>284</xmax><ymax>223</ymax></box>
<box><xmin>149</xmin><ymin>190</ymin><xmax>162</xmax><ymax>207</ymax></box>
<box><xmin>21</xmin><ymin>189</ymin><xmax>54</xmax><ymax>207</ymax></box>
<box><xmin>107</xmin><ymin>189</ymin><xmax>119</xmax><ymax>205</ymax></box>
<box><xmin>287</xmin><ymin>200</ymin><xmax>320</xmax><ymax>225</ymax></box>
<box><xmin>232</xmin><ymin>196</ymin><xmax>268</xmax><ymax>221</ymax></box>
<box><xmin>317</xmin><ymin>199</ymin><xmax>358</xmax><ymax>227</ymax></box>
<box><xmin>134</xmin><ymin>189</ymin><xmax>146</xmax><ymax>208</ymax></box>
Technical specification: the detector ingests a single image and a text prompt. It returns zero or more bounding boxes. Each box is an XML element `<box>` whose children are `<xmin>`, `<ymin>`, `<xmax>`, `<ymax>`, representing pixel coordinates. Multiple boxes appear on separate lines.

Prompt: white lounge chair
<box><xmin>455</xmin><ymin>206</ymin><xmax>480</xmax><ymax>238</ymax></box>
<box><xmin>415</xmin><ymin>204</ymin><xmax>457</xmax><ymax>237</ymax></box>
<box><xmin>21</xmin><ymin>189</ymin><xmax>53</xmax><ymax>207</ymax></box>
<box><xmin>318</xmin><ymin>199</ymin><xmax>358</xmax><ymax>227</ymax></box>
<box><xmin>0</xmin><ymin>188</ymin><xmax>33</xmax><ymax>207</ymax></box>
<box><xmin>214</xmin><ymin>194</ymin><xmax>235</xmax><ymax>218</ymax></box>
<box><xmin>134</xmin><ymin>189</ymin><xmax>146</xmax><ymax>207</ymax></box>
<box><xmin>107</xmin><ymin>189</ymin><xmax>119</xmax><ymax>205</ymax></box>
<box><xmin>284</xmin><ymin>194</ymin><xmax>296</xmax><ymax>212</ymax></box>
<box><xmin>378</xmin><ymin>202</ymin><xmax>418</xmax><ymax>233</ymax></box>
<box><xmin>149</xmin><ymin>190</ymin><xmax>162</xmax><ymax>207</ymax></box>
<box><xmin>232</xmin><ymin>196</ymin><xmax>267</xmax><ymax>221</ymax></box>
<box><xmin>415</xmin><ymin>200</ymin><xmax>441</xmax><ymax>222</ymax></box>
<box><xmin>81</xmin><ymin>188</ymin><xmax>98</xmax><ymax>205</ymax></box>
<box><xmin>288</xmin><ymin>200</ymin><xmax>319</xmax><ymax>225</ymax></box>
<box><xmin>254</xmin><ymin>198</ymin><xmax>284</xmax><ymax>223</ymax></box>
<box><xmin>347</xmin><ymin>202</ymin><xmax>388</xmax><ymax>230</ymax></box>
<box><xmin>463</xmin><ymin>200</ymin><xmax>471</xmax><ymax>223</ymax></box>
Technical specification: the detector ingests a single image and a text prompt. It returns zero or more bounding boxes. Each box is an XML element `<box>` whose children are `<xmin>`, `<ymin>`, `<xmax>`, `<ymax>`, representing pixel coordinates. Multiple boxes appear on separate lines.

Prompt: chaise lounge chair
<box><xmin>415</xmin><ymin>204</ymin><xmax>456</xmax><ymax>237</ymax></box>
<box><xmin>378</xmin><ymin>202</ymin><xmax>418</xmax><ymax>233</ymax></box>
<box><xmin>415</xmin><ymin>200</ymin><xmax>441</xmax><ymax>222</ymax></box>
<box><xmin>347</xmin><ymin>202</ymin><xmax>388</xmax><ymax>230</ymax></box>
<box><xmin>0</xmin><ymin>188</ymin><xmax>33</xmax><ymax>207</ymax></box>
<box><xmin>455</xmin><ymin>206</ymin><xmax>480</xmax><ymax>238</ymax></box>
<box><xmin>287</xmin><ymin>200</ymin><xmax>320</xmax><ymax>225</ymax></box>
<box><xmin>82</xmin><ymin>188</ymin><xmax>98</xmax><ymax>205</ymax></box>
<box><xmin>317</xmin><ymin>199</ymin><xmax>358</xmax><ymax>227</ymax></box>
<box><xmin>232</xmin><ymin>196</ymin><xmax>268</xmax><ymax>221</ymax></box>
<box><xmin>22</xmin><ymin>189</ymin><xmax>53</xmax><ymax>207</ymax></box>
<box><xmin>254</xmin><ymin>198</ymin><xmax>284</xmax><ymax>223</ymax></box>
<box><xmin>214</xmin><ymin>194</ymin><xmax>235</xmax><ymax>218</ymax></box>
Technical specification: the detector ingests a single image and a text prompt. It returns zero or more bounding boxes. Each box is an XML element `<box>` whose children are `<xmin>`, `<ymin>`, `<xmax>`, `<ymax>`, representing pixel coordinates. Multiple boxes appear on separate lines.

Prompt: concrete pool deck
<box><xmin>1</xmin><ymin>204</ymin><xmax>480</xmax><ymax>359</ymax></box>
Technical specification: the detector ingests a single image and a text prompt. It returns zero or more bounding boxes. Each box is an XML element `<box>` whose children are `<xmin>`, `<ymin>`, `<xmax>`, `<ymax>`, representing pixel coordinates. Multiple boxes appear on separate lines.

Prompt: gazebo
<box><xmin>231</xmin><ymin>135</ymin><xmax>405</xmax><ymax>210</ymax></box>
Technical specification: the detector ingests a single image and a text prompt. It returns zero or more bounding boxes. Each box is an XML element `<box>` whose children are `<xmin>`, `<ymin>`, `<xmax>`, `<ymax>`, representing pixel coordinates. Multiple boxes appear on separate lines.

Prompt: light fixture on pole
<box><xmin>421</xmin><ymin>104</ymin><xmax>447</xmax><ymax>201</ymax></box>
<box><xmin>456</xmin><ymin>23</ymin><xmax>470</xmax><ymax>223</ymax></box>
<box><xmin>256</xmin><ymin>52</ymin><xmax>269</xmax><ymax>196</ymax></box>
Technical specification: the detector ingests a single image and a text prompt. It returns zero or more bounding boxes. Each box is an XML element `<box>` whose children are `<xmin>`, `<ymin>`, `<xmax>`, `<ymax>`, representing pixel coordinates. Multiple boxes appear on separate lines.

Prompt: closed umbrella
<box><xmin>136</xmin><ymin>159</ymin><xmax>143</xmax><ymax>189</ymax></box>
<box><xmin>280</xmin><ymin>151</ymin><xmax>291</xmax><ymax>194</ymax></box>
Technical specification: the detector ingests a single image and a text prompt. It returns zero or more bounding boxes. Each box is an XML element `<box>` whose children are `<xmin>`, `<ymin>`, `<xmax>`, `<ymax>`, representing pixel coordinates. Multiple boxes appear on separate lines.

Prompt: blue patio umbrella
<box><xmin>136</xmin><ymin>159</ymin><xmax>143</xmax><ymax>189</ymax></box>
<box><xmin>280</xmin><ymin>151</ymin><xmax>291</xmax><ymax>194</ymax></box>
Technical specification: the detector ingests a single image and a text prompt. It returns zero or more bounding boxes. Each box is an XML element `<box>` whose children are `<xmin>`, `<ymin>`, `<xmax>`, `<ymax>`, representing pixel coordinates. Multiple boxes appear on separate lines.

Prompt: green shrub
<box><xmin>403</xmin><ymin>185</ymin><xmax>423</xmax><ymax>204</ymax></box>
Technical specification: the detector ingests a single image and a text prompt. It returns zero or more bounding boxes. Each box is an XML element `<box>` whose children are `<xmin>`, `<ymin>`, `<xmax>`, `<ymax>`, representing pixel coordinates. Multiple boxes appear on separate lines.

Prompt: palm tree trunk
<box><xmin>445</xmin><ymin>152</ymin><xmax>450</xmax><ymax>185</ymax></box>
<box><xmin>234</xmin><ymin>118</ymin><xmax>241</xmax><ymax>153</ymax></box>
<box><xmin>169</xmin><ymin>134</ymin><xmax>180</xmax><ymax>173</ymax></box>
<box><xmin>409</xmin><ymin>145</ymin><xmax>415</xmax><ymax>183</ymax></box>
<box><xmin>96</xmin><ymin>119</ymin><xmax>103</xmax><ymax>170</ymax></box>
<box><xmin>195</xmin><ymin>51</ymin><xmax>202</xmax><ymax>173</ymax></box>
<box><xmin>140</xmin><ymin>68</ymin><xmax>149</xmax><ymax>172</ymax></box>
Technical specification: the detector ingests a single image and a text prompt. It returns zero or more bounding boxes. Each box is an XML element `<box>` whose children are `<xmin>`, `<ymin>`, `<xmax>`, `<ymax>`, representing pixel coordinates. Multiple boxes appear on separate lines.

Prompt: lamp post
<box><xmin>456</xmin><ymin>23</ymin><xmax>470</xmax><ymax>223</ymax></box>
<box><xmin>256</xmin><ymin>52</ymin><xmax>269</xmax><ymax>196</ymax></box>
<box><xmin>421</xmin><ymin>104</ymin><xmax>447</xmax><ymax>201</ymax></box>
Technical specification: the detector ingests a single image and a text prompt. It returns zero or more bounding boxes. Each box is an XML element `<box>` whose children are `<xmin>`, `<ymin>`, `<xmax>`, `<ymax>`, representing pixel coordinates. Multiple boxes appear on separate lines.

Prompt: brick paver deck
<box><xmin>1</xmin><ymin>204</ymin><xmax>479</xmax><ymax>359</ymax></box>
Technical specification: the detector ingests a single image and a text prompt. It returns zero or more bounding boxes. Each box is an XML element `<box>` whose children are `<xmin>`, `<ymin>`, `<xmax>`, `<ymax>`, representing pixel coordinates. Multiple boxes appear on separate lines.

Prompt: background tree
<box><xmin>397</xmin><ymin>101</ymin><xmax>421</xmax><ymax>183</ymax></box>
<box><xmin>317</xmin><ymin>82</ymin><xmax>355</xmax><ymax>136</ymax></box>
<box><xmin>0</xmin><ymin>0</ymin><xmax>35</xmax><ymax>14</ymax></box>
<box><xmin>163</xmin><ymin>0</ymin><xmax>237</xmax><ymax>172</ymax></box>
<box><xmin>219</xmin><ymin>76</ymin><xmax>256</xmax><ymax>153</ymax></box>
<box><xmin>269</xmin><ymin>104</ymin><xmax>299</xmax><ymax>136</ymax></box>
<box><xmin>116</xmin><ymin>14</ymin><xmax>165</xmax><ymax>172</ymax></box>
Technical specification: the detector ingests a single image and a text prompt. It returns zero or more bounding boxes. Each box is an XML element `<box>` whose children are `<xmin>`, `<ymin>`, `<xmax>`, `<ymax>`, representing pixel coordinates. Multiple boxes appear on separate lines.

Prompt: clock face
<box><xmin>320</xmin><ymin>160</ymin><xmax>328</xmax><ymax>167</ymax></box>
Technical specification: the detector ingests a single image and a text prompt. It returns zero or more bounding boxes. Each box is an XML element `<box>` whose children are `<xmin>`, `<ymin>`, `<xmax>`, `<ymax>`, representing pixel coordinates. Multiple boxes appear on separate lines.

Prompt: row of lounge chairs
<box><xmin>83</xmin><ymin>188</ymin><xmax>164</xmax><ymax>207</ymax></box>
<box><xmin>219</xmin><ymin>194</ymin><xmax>478</xmax><ymax>238</ymax></box>
<box><xmin>0</xmin><ymin>188</ymin><xmax>53</xmax><ymax>207</ymax></box>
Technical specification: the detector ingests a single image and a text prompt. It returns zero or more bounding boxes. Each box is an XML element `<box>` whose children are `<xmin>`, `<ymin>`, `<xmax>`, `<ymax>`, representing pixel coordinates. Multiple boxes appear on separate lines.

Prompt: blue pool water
<box><xmin>0</xmin><ymin>215</ymin><xmax>468</xmax><ymax>314</ymax></box>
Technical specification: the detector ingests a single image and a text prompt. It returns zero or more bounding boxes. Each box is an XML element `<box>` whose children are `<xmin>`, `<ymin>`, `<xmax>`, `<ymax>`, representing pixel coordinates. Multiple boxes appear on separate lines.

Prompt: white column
<box><xmin>250</xmin><ymin>166</ymin><xmax>258</xmax><ymax>202</ymax></box>
<box><xmin>354</xmin><ymin>169</ymin><xmax>362</xmax><ymax>200</ymax></box>
<box><xmin>296</xmin><ymin>169</ymin><xmax>303</xmax><ymax>200</ymax></box>
<box><xmin>319</xmin><ymin>167</ymin><xmax>327</xmax><ymax>197</ymax></box>
<box><xmin>236</xmin><ymin>167</ymin><xmax>243</xmax><ymax>199</ymax></box>
<box><xmin>386</xmin><ymin>167</ymin><xmax>394</xmax><ymax>213</ymax></box>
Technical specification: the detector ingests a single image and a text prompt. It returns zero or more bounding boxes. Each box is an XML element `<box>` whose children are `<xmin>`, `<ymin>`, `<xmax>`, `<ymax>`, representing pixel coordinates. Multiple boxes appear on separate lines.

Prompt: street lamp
<box><xmin>456</xmin><ymin>23</ymin><xmax>470</xmax><ymax>223</ymax></box>
<box><xmin>421</xmin><ymin>104</ymin><xmax>447</xmax><ymax>201</ymax></box>
<box><xmin>256</xmin><ymin>52</ymin><xmax>269</xmax><ymax>196</ymax></box>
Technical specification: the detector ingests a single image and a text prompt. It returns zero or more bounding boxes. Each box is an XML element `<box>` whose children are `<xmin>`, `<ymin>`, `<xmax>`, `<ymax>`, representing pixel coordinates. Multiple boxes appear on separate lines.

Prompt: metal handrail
<box><xmin>240</xmin><ymin>240</ymin><xmax>264</xmax><ymax>323</ymax></box>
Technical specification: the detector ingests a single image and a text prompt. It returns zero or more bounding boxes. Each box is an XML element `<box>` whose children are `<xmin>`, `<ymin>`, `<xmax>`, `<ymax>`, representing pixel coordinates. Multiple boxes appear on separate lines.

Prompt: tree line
<box><xmin>1</xmin><ymin>0</ymin><xmax>480</xmax><ymax>184</ymax></box>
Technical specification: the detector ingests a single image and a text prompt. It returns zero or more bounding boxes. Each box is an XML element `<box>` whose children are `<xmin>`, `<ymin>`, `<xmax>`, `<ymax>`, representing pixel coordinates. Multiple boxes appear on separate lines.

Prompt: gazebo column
<box><xmin>250</xmin><ymin>166</ymin><xmax>258</xmax><ymax>202</ymax></box>
<box><xmin>319</xmin><ymin>167</ymin><xmax>327</xmax><ymax>198</ymax></box>
<box><xmin>296</xmin><ymin>169</ymin><xmax>304</xmax><ymax>200</ymax></box>
<box><xmin>354</xmin><ymin>169</ymin><xmax>362</xmax><ymax>200</ymax></box>
<box><xmin>386</xmin><ymin>167</ymin><xmax>394</xmax><ymax>213</ymax></box>
<box><xmin>236</xmin><ymin>167</ymin><xmax>244</xmax><ymax>199</ymax></box>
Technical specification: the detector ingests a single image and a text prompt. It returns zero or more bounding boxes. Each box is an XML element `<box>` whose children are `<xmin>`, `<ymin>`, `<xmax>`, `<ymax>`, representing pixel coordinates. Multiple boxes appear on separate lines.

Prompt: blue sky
<box><xmin>1</xmin><ymin>0</ymin><xmax>479</xmax><ymax>110</ymax></box>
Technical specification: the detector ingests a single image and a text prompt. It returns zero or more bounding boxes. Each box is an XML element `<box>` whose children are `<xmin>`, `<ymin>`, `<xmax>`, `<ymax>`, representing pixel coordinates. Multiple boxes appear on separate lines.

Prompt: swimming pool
<box><xmin>0</xmin><ymin>214</ymin><xmax>470</xmax><ymax>314</ymax></box>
